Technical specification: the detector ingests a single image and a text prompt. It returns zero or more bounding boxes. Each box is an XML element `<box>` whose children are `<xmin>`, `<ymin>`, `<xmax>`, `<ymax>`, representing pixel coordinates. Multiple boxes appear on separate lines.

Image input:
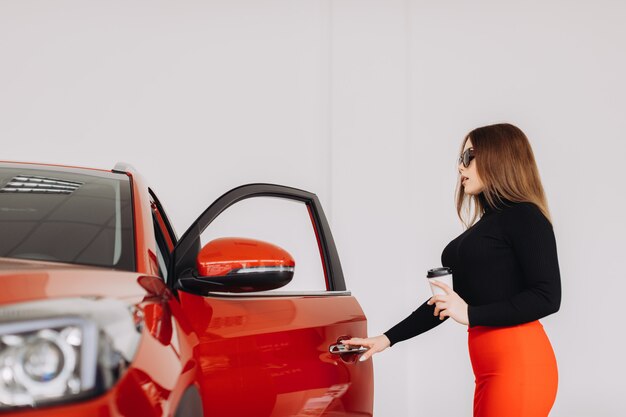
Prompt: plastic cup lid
<box><xmin>427</xmin><ymin>267</ymin><xmax>452</xmax><ymax>278</ymax></box>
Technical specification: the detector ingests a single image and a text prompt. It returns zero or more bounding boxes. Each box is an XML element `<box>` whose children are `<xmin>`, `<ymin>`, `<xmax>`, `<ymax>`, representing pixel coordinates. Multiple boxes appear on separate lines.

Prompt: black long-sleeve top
<box><xmin>384</xmin><ymin>193</ymin><xmax>561</xmax><ymax>347</ymax></box>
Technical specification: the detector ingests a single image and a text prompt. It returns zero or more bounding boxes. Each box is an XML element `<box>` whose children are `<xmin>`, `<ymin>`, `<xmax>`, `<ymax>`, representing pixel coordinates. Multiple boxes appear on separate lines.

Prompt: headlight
<box><xmin>0</xmin><ymin>298</ymin><xmax>141</xmax><ymax>409</ymax></box>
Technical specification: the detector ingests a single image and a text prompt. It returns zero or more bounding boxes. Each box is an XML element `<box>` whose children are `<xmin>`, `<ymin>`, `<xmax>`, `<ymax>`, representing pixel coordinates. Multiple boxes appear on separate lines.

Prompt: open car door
<box><xmin>169</xmin><ymin>184</ymin><xmax>373</xmax><ymax>417</ymax></box>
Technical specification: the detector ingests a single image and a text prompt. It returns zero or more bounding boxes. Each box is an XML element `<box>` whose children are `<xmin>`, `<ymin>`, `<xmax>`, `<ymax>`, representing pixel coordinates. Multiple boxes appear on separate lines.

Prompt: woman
<box><xmin>342</xmin><ymin>123</ymin><xmax>561</xmax><ymax>417</ymax></box>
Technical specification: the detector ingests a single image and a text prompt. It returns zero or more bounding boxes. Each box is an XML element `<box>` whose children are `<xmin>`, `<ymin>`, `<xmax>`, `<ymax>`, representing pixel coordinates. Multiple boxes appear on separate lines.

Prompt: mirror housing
<box><xmin>176</xmin><ymin>237</ymin><xmax>295</xmax><ymax>294</ymax></box>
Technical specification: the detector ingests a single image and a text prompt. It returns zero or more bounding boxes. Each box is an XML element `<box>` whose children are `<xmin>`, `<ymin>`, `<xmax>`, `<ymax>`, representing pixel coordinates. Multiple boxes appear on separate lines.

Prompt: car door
<box><xmin>169</xmin><ymin>184</ymin><xmax>373</xmax><ymax>417</ymax></box>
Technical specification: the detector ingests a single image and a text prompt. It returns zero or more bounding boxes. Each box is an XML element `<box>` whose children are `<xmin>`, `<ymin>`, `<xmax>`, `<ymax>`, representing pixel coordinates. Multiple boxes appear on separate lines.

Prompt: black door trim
<box><xmin>170</xmin><ymin>183</ymin><xmax>346</xmax><ymax>292</ymax></box>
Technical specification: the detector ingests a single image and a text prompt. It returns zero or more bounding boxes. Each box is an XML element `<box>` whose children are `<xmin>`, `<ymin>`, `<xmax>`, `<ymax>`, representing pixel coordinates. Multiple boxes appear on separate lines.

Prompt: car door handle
<box><xmin>329</xmin><ymin>343</ymin><xmax>369</xmax><ymax>355</ymax></box>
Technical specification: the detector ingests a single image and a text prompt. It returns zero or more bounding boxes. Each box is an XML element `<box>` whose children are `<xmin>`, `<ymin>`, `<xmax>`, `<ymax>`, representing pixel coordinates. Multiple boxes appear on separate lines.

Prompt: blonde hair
<box><xmin>456</xmin><ymin>123</ymin><xmax>552</xmax><ymax>229</ymax></box>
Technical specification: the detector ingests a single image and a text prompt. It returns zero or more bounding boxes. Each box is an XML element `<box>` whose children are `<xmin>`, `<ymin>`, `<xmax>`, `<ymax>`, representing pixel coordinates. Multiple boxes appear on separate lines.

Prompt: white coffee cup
<box><xmin>427</xmin><ymin>267</ymin><xmax>453</xmax><ymax>296</ymax></box>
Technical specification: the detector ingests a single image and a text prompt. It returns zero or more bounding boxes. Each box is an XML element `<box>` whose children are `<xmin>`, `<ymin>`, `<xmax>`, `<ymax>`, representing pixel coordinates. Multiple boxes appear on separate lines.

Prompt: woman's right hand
<box><xmin>341</xmin><ymin>334</ymin><xmax>391</xmax><ymax>362</ymax></box>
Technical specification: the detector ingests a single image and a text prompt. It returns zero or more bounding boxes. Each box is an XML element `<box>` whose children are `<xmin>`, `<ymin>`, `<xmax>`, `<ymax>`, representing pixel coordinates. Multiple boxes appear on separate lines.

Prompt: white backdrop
<box><xmin>2</xmin><ymin>1</ymin><xmax>625</xmax><ymax>416</ymax></box>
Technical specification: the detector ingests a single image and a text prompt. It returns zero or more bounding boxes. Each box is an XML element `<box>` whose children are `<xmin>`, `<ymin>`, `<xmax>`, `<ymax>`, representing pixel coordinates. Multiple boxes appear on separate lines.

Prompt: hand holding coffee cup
<box><xmin>427</xmin><ymin>267</ymin><xmax>453</xmax><ymax>296</ymax></box>
<box><xmin>426</xmin><ymin>267</ymin><xmax>469</xmax><ymax>325</ymax></box>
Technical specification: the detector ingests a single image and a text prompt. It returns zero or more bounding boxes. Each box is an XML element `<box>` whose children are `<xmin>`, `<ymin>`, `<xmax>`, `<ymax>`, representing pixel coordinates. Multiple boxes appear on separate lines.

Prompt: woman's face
<box><xmin>459</xmin><ymin>138</ymin><xmax>485</xmax><ymax>195</ymax></box>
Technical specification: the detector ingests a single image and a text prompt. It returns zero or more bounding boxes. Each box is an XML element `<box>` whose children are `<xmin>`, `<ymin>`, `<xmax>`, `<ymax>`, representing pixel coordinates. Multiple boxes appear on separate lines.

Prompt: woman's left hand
<box><xmin>427</xmin><ymin>281</ymin><xmax>469</xmax><ymax>325</ymax></box>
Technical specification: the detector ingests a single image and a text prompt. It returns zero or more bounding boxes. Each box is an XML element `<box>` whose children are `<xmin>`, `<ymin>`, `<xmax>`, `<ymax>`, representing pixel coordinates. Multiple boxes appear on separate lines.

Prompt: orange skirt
<box><xmin>468</xmin><ymin>320</ymin><xmax>558</xmax><ymax>417</ymax></box>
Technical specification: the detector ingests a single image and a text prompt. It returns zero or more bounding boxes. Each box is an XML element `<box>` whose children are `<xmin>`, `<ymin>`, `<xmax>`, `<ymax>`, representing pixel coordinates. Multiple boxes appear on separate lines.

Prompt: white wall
<box><xmin>2</xmin><ymin>1</ymin><xmax>625</xmax><ymax>416</ymax></box>
<box><xmin>0</xmin><ymin>0</ymin><xmax>333</xmax><ymax>230</ymax></box>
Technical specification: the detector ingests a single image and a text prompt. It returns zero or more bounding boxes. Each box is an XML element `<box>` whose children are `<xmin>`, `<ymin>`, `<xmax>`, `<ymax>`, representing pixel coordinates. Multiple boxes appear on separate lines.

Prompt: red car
<box><xmin>0</xmin><ymin>161</ymin><xmax>373</xmax><ymax>416</ymax></box>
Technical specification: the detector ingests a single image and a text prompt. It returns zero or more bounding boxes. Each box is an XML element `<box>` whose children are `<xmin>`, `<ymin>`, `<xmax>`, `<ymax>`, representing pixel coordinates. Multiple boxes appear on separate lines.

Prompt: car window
<box><xmin>149</xmin><ymin>189</ymin><xmax>177</xmax><ymax>247</ymax></box>
<box><xmin>153</xmin><ymin>221</ymin><xmax>170</xmax><ymax>282</ymax></box>
<box><xmin>200</xmin><ymin>196</ymin><xmax>328</xmax><ymax>292</ymax></box>
<box><xmin>0</xmin><ymin>166</ymin><xmax>135</xmax><ymax>270</ymax></box>
<box><xmin>149</xmin><ymin>189</ymin><xmax>178</xmax><ymax>282</ymax></box>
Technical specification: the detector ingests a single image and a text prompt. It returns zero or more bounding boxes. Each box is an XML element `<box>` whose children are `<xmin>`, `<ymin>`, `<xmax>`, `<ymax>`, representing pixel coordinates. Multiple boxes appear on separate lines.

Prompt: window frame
<box><xmin>170</xmin><ymin>183</ymin><xmax>347</xmax><ymax>295</ymax></box>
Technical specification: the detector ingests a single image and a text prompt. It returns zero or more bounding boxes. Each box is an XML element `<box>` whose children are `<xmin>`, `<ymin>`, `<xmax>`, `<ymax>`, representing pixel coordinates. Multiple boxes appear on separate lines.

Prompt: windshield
<box><xmin>0</xmin><ymin>166</ymin><xmax>135</xmax><ymax>271</ymax></box>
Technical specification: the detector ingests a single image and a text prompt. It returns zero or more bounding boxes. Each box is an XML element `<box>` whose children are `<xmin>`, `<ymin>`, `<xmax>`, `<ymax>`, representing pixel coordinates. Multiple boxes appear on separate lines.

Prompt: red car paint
<box><xmin>0</xmin><ymin>161</ymin><xmax>373</xmax><ymax>417</ymax></box>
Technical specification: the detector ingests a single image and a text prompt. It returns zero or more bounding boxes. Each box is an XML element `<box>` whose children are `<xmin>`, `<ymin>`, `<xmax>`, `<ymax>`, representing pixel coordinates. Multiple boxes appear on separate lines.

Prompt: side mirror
<box><xmin>176</xmin><ymin>237</ymin><xmax>295</xmax><ymax>294</ymax></box>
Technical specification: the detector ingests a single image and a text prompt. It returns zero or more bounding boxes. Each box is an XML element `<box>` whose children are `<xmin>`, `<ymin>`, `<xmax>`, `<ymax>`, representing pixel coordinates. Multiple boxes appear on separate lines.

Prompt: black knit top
<box><xmin>384</xmin><ymin>193</ymin><xmax>561</xmax><ymax>347</ymax></box>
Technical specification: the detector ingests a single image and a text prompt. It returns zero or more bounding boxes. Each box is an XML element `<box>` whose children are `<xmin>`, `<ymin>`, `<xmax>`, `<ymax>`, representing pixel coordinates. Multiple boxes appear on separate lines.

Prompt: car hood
<box><xmin>0</xmin><ymin>257</ymin><xmax>150</xmax><ymax>306</ymax></box>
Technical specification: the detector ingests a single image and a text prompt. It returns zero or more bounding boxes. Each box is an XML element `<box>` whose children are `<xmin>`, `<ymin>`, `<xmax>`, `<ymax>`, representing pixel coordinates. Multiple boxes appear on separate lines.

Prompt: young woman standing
<box><xmin>342</xmin><ymin>123</ymin><xmax>561</xmax><ymax>417</ymax></box>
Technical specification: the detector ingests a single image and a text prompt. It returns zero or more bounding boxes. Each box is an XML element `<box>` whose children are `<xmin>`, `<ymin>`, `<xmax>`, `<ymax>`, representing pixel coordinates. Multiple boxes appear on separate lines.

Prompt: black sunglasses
<box><xmin>458</xmin><ymin>148</ymin><xmax>475</xmax><ymax>168</ymax></box>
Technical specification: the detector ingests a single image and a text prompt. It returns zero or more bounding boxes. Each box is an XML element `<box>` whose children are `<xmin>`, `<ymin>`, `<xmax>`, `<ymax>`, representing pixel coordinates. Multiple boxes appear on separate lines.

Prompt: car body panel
<box><xmin>181</xmin><ymin>291</ymin><xmax>373</xmax><ymax>416</ymax></box>
<box><xmin>0</xmin><ymin>257</ymin><xmax>146</xmax><ymax>305</ymax></box>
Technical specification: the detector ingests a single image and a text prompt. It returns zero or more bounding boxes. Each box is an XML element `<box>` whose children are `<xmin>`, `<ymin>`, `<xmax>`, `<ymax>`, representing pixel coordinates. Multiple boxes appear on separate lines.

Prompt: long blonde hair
<box><xmin>456</xmin><ymin>123</ymin><xmax>552</xmax><ymax>229</ymax></box>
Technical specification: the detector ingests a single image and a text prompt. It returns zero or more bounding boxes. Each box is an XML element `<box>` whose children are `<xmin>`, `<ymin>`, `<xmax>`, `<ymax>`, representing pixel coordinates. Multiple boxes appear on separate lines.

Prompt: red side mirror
<box><xmin>187</xmin><ymin>237</ymin><xmax>295</xmax><ymax>293</ymax></box>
